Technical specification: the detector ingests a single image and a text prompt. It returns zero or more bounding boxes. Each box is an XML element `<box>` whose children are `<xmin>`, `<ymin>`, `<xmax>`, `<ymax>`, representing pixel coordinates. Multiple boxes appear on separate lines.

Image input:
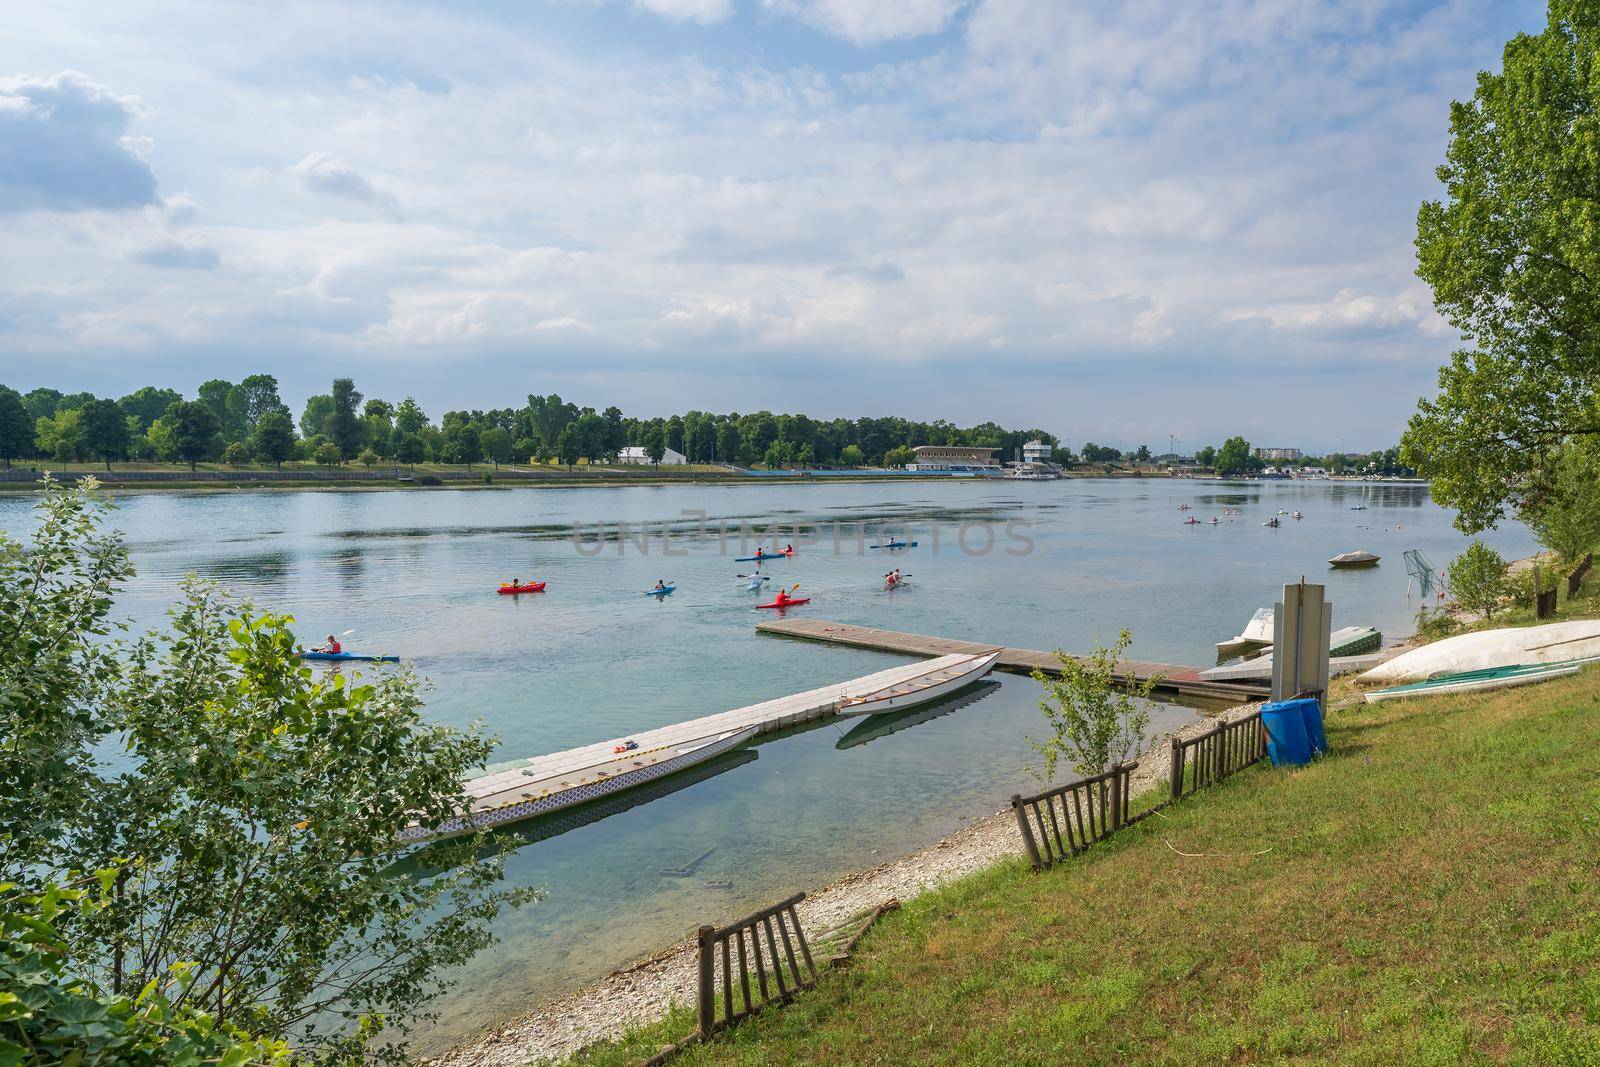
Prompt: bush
<box><xmin>482</xmin><ymin>471</ymin><xmax>493</xmax><ymax>484</ymax></box>
<box><xmin>221</xmin><ymin>441</ymin><xmax>253</xmax><ymax>465</ymax></box>
<box><xmin>1449</xmin><ymin>540</ymin><xmax>1510</xmax><ymax>620</ymax></box>
<box><xmin>417</xmin><ymin>473</ymin><xmax>443</xmax><ymax>486</ymax></box>
<box><xmin>1027</xmin><ymin>629</ymin><xmax>1157</xmax><ymax>781</ymax></box>
<box><xmin>358</xmin><ymin>448</ymin><xmax>381</xmax><ymax>467</ymax></box>
<box><xmin>1415</xmin><ymin>605</ymin><xmax>1462</xmax><ymax>641</ymax></box>
<box><xmin>312</xmin><ymin>442</ymin><xmax>342</xmax><ymax>467</ymax></box>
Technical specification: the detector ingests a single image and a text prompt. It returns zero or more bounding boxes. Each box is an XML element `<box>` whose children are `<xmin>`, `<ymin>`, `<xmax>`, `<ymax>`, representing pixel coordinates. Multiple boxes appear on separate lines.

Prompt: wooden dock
<box><xmin>754</xmin><ymin>619</ymin><xmax>1267</xmax><ymax>704</ymax></box>
<box><xmin>462</xmin><ymin>653</ymin><xmax>989</xmax><ymax>805</ymax></box>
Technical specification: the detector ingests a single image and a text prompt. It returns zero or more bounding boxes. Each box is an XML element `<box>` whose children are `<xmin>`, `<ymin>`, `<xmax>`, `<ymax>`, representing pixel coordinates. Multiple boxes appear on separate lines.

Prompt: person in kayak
<box><xmin>784</xmin><ymin>543</ymin><xmax>794</xmax><ymax>554</ymax></box>
<box><xmin>653</xmin><ymin>578</ymin><xmax>667</xmax><ymax>592</ymax></box>
<box><xmin>313</xmin><ymin>634</ymin><xmax>341</xmax><ymax>654</ymax></box>
<box><xmin>773</xmin><ymin>587</ymin><xmax>795</xmax><ymax>606</ymax></box>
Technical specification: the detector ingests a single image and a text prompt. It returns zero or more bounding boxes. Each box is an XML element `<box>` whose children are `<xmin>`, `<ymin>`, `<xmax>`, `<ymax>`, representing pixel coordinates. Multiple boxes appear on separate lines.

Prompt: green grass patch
<box><xmin>572</xmin><ymin>667</ymin><xmax>1600</xmax><ymax>1065</ymax></box>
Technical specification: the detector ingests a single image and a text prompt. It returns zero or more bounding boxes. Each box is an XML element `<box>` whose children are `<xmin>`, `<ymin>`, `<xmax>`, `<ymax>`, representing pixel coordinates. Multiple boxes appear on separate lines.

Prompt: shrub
<box><xmin>417</xmin><ymin>473</ymin><xmax>443</xmax><ymax>486</ymax></box>
<box><xmin>1449</xmin><ymin>540</ymin><xmax>1511</xmax><ymax>620</ymax></box>
<box><xmin>313</xmin><ymin>442</ymin><xmax>342</xmax><ymax>467</ymax></box>
<box><xmin>1027</xmin><ymin>629</ymin><xmax>1157</xmax><ymax>780</ymax></box>
<box><xmin>1415</xmin><ymin>606</ymin><xmax>1462</xmax><ymax>641</ymax></box>
<box><xmin>358</xmin><ymin>448</ymin><xmax>381</xmax><ymax>467</ymax></box>
<box><xmin>221</xmin><ymin>441</ymin><xmax>253</xmax><ymax>465</ymax></box>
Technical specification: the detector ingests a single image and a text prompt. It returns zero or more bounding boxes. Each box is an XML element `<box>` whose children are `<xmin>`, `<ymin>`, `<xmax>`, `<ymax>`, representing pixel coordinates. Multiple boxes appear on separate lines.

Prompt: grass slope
<box><xmin>576</xmin><ymin>670</ymin><xmax>1600</xmax><ymax>1065</ymax></box>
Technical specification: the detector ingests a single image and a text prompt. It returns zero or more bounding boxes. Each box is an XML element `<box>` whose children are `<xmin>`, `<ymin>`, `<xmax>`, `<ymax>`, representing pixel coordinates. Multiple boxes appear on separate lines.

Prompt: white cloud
<box><xmin>632</xmin><ymin>0</ymin><xmax>733</xmax><ymax>25</ymax></box>
<box><xmin>289</xmin><ymin>152</ymin><xmax>400</xmax><ymax>215</ymax></box>
<box><xmin>763</xmin><ymin>0</ymin><xmax>965</xmax><ymax>44</ymax></box>
<box><xmin>0</xmin><ymin>69</ymin><xmax>158</xmax><ymax>213</ymax></box>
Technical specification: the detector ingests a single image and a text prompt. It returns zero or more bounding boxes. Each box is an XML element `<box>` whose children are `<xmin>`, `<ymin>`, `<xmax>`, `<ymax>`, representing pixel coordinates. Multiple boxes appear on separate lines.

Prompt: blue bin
<box><xmin>1261</xmin><ymin>699</ymin><xmax>1314</xmax><ymax>767</ymax></box>
<box><xmin>1297</xmin><ymin>698</ymin><xmax>1327</xmax><ymax>756</ymax></box>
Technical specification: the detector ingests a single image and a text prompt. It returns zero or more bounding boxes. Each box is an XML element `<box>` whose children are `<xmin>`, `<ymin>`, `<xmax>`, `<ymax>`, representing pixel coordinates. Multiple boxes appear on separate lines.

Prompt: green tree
<box><xmin>165</xmin><ymin>401</ymin><xmax>220</xmax><ymax>471</ymax></box>
<box><xmin>1526</xmin><ymin>442</ymin><xmax>1600</xmax><ymax>565</ymax></box>
<box><xmin>716</xmin><ymin>422</ymin><xmax>741</xmax><ymax>465</ymax></box>
<box><xmin>840</xmin><ymin>444</ymin><xmax>865</xmax><ymax>467</ymax></box>
<box><xmin>884</xmin><ymin>445</ymin><xmax>913</xmax><ymax>468</ymax></box>
<box><xmin>237</xmin><ymin>373</ymin><xmax>288</xmax><ymax>425</ymax></box>
<box><xmin>222</xmin><ymin>440</ymin><xmax>253</xmax><ymax>465</ymax></box>
<box><xmin>1214</xmin><ymin>436</ymin><xmax>1253</xmax><ymax>478</ymax></box>
<box><xmin>602</xmin><ymin>405</ymin><xmax>625</xmax><ymax>460</ymax></box>
<box><xmin>22</xmin><ymin>388</ymin><xmax>64</xmax><ymax>423</ymax></box>
<box><xmin>34</xmin><ymin>409</ymin><xmax>85</xmax><ymax>462</ymax></box>
<box><xmin>197</xmin><ymin>378</ymin><xmax>246</xmax><ymax>443</ymax></box>
<box><xmin>445</xmin><ymin>422</ymin><xmax>481</xmax><ymax>469</ymax></box>
<box><xmin>328</xmin><ymin>378</ymin><xmax>364</xmax><ymax>460</ymax></box>
<box><xmin>1027</xmin><ymin>629</ymin><xmax>1157</xmax><ymax>781</ymax></box>
<box><xmin>251</xmin><ymin>409</ymin><xmax>295</xmax><ymax>470</ymax></box>
<box><xmin>479</xmin><ymin>426</ymin><xmax>512</xmax><ymax>467</ymax></box>
<box><xmin>642</xmin><ymin>423</ymin><xmax>667</xmax><ymax>467</ymax></box>
<box><xmin>313</xmin><ymin>441</ymin><xmax>342</xmax><ymax>466</ymax></box>
<box><xmin>80</xmin><ymin>399</ymin><xmax>130</xmax><ymax>471</ymax></box>
<box><xmin>1406</xmin><ymin>3</ymin><xmax>1600</xmax><ymax>532</ymax></box>
<box><xmin>1133</xmin><ymin>444</ymin><xmax>1152</xmax><ymax>464</ymax></box>
<box><xmin>300</xmin><ymin>393</ymin><xmax>334</xmax><ymax>439</ymax></box>
<box><xmin>1195</xmin><ymin>445</ymin><xmax>1217</xmax><ymax>468</ymax></box>
<box><xmin>144</xmin><ymin>417</ymin><xmax>176</xmax><ymax>462</ymax></box>
<box><xmin>115</xmin><ymin>386</ymin><xmax>182</xmax><ymax>432</ymax></box>
<box><xmin>394</xmin><ymin>432</ymin><xmax>426</xmax><ymax>467</ymax></box>
<box><xmin>556</xmin><ymin>424</ymin><xmax>580</xmax><ymax>467</ymax></box>
<box><xmin>394</xmin><ymin>396</ymin><xmax>429</xmax><ymax>437</ymax></box>
<box><xmin>0</xmin><ymin>385</ymin><xmax>31</xmax><ymax>468</ymax></box>
<box><xmin>1449</xmin><ymin>540</ymin><xmax>1511</xmax><ymax>621</ymax></box>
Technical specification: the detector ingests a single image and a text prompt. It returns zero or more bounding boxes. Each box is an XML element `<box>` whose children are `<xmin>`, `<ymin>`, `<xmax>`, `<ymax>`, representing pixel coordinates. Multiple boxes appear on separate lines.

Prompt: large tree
<box><xmin>80</xmin><ymin>398</ymin><xmax>130</xmax><ymax>470</ymax></box>
<box><xmin>0</xmin><ymin>385</ymin><xmax>30</xmax><ymax>469</ymax></box>
<box><xmin>1406</xmin><ymin>1</ymin><xmax>1600</xmax><ymax>532</ymax></box>
<box><xmin>327</xmin><ymin>378</ymin><xmax>365</xmax><ymax>460</ymax></box>
<box><xmin>236</xmin><ymin>373</ymin><xmax>289</xmax><ymax>425</ymax></box>
<box><xmin>117</xmin><ymin>386</ymin><xmax>183</xmax><ymax>431</ymax></box>
<box><xmin>251</xmin><ymin>409</ymin><xmax>295</xmax><ymax>469</ymax></box>
<box><xmin>1214</xmin><ymin>436</ymin><xmax>1253</xmax><ymax>478</ymax></box>
<box><xmin>165</xmin><ymin>400</ymin><xmax>221</xmax><ymax>471</ymax></box>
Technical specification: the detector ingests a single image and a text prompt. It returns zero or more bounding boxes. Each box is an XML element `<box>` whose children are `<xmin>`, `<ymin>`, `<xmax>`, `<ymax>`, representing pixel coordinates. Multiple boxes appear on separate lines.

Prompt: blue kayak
<box><xmin>645</xmin><ymin>584</ymin><xmax>676</xmax><ymax>596</ymax></box>
<box><xmin>301</xmin><ymin>651</ymin><xmax>400</xmax><ymax>663</ymax></box>
<box><xmin>734</xmin><ymin>553</ymin><xmax>788</xmax><ymax>562</ymax></box>
<box><xmin>870</xmin><ymin>541</ymin><xmax>918</xmax><ymax>549</ymax></box>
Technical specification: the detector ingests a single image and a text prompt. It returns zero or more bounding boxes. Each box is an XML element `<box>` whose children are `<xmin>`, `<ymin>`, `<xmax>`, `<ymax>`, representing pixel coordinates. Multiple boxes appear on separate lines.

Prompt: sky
<box><xmin>0</xmin><ymin>0</ymin><xmax>1547</xmax><ymax>453</ymax></box>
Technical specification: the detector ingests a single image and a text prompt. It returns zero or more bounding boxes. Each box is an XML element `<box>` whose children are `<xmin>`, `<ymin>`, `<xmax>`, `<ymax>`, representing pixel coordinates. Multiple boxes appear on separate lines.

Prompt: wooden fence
<box><xmin>1536</xmin><ymin>586</ymin><xmax>1559</xmax><ymax>619</ymax></box>
<box><xmin>1569</xmin><ymin>553</ymin><xmax>1594</xmax><ymax>598</ymax></box>
<box><xmin>1168</xmin><ymin>708</ymin><xmax>1268</xmax><ymax>800</ymax></box>
<box><xmin>695</xmin><ymin>892</ymin><xmax>817</xmax><ymax>1039</ymax></box>
<box><xmin>1010</xmin><ymin>761</ymin><xmax>1135</xmax><ymax>871</ymax></box>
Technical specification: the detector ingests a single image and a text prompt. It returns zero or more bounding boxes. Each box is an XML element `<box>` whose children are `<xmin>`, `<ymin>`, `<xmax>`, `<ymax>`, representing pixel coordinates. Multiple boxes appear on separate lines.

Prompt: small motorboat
<box><xmin>1328</xmin><ymin>551</ymin><xmax>1380</xmax><ymax>568</ymax></box>
<box><xmin>497</xmin><ymin>581</ymin><xmax>547</xmax><ymax>595</ymax></box>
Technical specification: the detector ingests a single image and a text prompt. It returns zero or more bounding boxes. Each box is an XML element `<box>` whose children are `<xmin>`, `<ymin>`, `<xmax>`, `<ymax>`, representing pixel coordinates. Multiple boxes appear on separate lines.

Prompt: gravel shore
<box><xmin>429</xmin><ymin>702</ymin><xmax>1262</xmax><ymax>1067</ymax></box>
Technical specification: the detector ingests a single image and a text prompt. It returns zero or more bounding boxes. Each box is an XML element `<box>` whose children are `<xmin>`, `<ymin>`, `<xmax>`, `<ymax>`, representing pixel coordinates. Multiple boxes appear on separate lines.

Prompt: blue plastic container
<box><xmin>1296</xmin><ymin>698</ymin><xmax>1327</xmax><ymax>756</ymax></box>
<box><xmin>1261</xmin><ymin>699</ymin><xmax>1314</xmax><ymax>767</ymax></box>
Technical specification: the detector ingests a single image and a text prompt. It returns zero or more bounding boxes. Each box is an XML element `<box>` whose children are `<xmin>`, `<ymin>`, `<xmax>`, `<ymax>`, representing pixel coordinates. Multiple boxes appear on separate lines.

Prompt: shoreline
<box><xmin>427</xmin><ymin>701</ymin><xmax>1263</xmax><ymax>1067</ymax></box>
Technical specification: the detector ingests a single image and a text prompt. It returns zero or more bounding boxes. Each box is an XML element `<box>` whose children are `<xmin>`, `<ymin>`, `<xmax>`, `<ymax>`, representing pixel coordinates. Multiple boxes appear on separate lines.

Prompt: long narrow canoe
<box><xmin>835</xmin><ymin>679</ymin><xmax>1001</xmax><ymax>749</ymax></box>
<box><xmin>835</xmin><ymin>649</ymin><xmax>1002</xmax><ymax>718</ymax></box>
<box><xmin>399</xmin><ymin>725</ymin><xmax>760</xmax><ymax>842</ymax></box>
<box><xmin>1363</xmin><ymin>662</ymin><xmax>1580</xmax><ymax>704</ymax></box>
<box><xmin>300</xmin><ymin>651</ymin><xmax>400</xmax><ymax>663</ymax></box>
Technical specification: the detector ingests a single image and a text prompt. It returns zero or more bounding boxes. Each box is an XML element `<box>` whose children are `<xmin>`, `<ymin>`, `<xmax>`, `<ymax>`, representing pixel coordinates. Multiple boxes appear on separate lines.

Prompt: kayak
<box><xmin>734</xmin><ymin>552</ymin><xmax>789</xmax><ymax>562</ymax></box>
<box><xmin>645</xmin><ymin>584</ymin><xmax>676</xmax><ymax>596</ymax></box>
<box><xmin>757</xmin><ymin>597</ymin><xmax>810</xmax><ymax>609</ymax></box>
<box><xmin>869</xmin><ymin>541</ymin><xmax>918</xmax><ymax>549</ymax></box>
<box><xmin>1364</xmin><ymin>662</ymin><xmax>1580</xmax><ymax>703</ymax></box>
<box><xmin>497</xmin><ymin>582</ymin><xmax>546</xmax><ymax>594</ymax></box>
<box><xmin>300</xmin><ymin>651</ymin><xmax>400</xmax><ymax>663</ymax></box>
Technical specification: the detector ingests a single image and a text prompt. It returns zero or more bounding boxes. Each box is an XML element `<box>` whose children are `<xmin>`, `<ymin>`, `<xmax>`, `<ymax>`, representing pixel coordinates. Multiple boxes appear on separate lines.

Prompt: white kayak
<box><xmin>1364</xmin><ymin>662</ymin><xmax>1581</xmax><ymax>703</ymax></box>
<box><xmin>1358</xmin><ymin>620</ymin><xmax>1600</xmax><ymax>685</ymax></box>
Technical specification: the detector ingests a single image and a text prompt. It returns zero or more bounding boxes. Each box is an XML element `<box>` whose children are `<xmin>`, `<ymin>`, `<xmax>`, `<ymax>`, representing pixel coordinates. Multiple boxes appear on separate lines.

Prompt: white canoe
<box><xmin>1364</xmin><ymin>662</ymin><xmax>1580</xmax><ymax>704</ymax></box>
<box><xmin>836</xmin><ymin>650</ymin><xmax>1003</xmax><ymax>718</ymax></box>
<box><xmin>400</xmin><ymin>726</ymin><xmax>759</xmax><ymax>842</ymax></box>
<box><xmin>1358</xmin><ymin>620</ymin><xmax>1600</xmax><ymax>685</ymax></box>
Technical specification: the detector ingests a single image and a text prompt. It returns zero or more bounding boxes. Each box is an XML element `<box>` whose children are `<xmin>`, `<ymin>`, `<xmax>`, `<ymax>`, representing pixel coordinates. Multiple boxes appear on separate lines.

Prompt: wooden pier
<box><xmin>754</xmin><ymin>619</ymin><xmax>1267</xmax><ymax>704</ymax></box>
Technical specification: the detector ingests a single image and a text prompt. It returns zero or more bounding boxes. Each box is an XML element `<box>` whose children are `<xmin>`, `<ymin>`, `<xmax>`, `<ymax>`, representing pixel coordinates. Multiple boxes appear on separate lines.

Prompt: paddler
<box><xmin>312</xmin><ymin>634</ymin><xmax>341</xmax><ymax>654</ymax></box>
<box><xmin>653</xmin><ymin>578</ymin><xmax>667</xmax><ymax>592</ymax></box>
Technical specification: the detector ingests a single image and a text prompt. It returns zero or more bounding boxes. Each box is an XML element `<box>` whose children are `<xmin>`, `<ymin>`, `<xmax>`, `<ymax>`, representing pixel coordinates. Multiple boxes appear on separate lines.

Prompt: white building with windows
<box><xmin>617</xmin><ymin>446</ymin><xmax>687</xmax><ymax>466</ymax></box>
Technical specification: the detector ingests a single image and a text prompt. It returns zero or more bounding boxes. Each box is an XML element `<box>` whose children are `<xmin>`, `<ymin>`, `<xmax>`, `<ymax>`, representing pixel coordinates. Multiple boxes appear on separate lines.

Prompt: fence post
<box><xmin>1168</xmin><ymin>736</ymin><xmax>1184</xmax><ymax>800</ymax></box>
<box><xmin>696</xmin><ymin>924</ymin><xmax>716</xmax><ymax>1037</ymax></box>
<box><xmin>1010</xmin><ymin>794</ymin><xmax>1044</xmax><ymax>869</ymax></box>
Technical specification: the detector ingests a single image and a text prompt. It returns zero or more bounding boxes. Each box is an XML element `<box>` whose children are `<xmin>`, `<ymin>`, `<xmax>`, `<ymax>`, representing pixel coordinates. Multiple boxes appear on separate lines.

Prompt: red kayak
<box><xmin>497</xmin><ymin>582</ymin><xmax>547</xmax><ymax>594</ymax></box>
<box><xmin>758</xmin><ymin>596</ymin><xmax>810</xmax><ymax>609</ymax></box>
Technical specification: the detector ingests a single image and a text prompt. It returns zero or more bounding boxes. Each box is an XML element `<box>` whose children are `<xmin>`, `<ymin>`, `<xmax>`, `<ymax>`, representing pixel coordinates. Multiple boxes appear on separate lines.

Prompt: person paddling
<box><xmin>653</xmin><ymin>578</ymin><xmax>667</xmax><ymax>592</ymax></box>
<box><xmin>313</xmin><ymin>634</ymin><xmax>341</xmax><ymax>654</ymax></box>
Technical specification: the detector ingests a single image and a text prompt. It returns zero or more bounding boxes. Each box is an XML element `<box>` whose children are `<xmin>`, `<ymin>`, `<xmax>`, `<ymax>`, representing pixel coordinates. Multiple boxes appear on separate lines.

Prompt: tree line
<box><xmin>0</xmin><ymin>375</ymin><xmax>1065</xmax><ymax>472</ymax></box>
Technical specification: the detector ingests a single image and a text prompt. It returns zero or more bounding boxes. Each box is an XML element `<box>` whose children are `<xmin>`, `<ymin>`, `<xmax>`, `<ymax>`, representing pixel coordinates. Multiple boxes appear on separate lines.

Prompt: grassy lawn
<box><xmin>574</xmin><ymin>668</ymin><xmax>1600</xmax><ymax>1065</ymax></box>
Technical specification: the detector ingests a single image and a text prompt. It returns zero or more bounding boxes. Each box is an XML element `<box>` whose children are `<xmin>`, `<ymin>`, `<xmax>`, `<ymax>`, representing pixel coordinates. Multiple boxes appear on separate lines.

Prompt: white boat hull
<box><xmin>1364</xmin><ymin>664</ymin><xmax>1579</xmax><ymax>704</ymax></box>
<box><xmin>836</xmin><ymin>650</ymin><xmax>1003</xmax><ymax>719</ymax></box>
<box><xmin>1359</xmin><ymin>621</ymin><xmax>1600</xmax><ymax>685</ymax></box>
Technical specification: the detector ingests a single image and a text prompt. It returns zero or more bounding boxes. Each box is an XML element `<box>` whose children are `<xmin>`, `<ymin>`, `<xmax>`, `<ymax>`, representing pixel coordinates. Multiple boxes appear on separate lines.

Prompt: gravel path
<box><xmin>428</xmin><ymin>702</ymin><xmax>1261</xmax><ymax>1067</ymax></box>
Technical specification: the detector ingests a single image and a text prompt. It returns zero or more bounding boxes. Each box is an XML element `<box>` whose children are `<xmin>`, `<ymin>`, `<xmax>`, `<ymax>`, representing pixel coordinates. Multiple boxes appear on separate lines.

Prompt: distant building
<box><xmin>617</xmin><ymin>445</ymin><xmax>687</xmax><ymax>466</ymax></box>
<box><xmin>1253</xmin><ymin>447</ymin><xmax>1303</xmax><ymax>461</ymax></box>
<box><xmin>1294</xmin><ymin>466</ymin><xmax>1327</xmax><ymax>479</ymax></box>
<box><xmin>1022</xmin><ymin>439</ymin><xmax>1052</xmax><ymax>464</ymax></box>
<box><xmin>907</xmin><ymin>445</ymin><xmax>1002</xmax><ymax>474</ymax></box>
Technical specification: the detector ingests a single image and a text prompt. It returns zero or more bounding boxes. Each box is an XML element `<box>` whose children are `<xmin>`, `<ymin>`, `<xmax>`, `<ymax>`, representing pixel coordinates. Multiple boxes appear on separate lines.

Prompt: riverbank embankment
<box><xmin>429</xmin><ymin>702</ymin><xmax>1263</xmax><ymax>1067</ymax></box>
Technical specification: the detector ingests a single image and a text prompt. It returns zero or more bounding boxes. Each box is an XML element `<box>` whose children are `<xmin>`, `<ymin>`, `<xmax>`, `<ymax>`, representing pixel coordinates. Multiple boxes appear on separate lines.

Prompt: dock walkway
<box><xmin>754</xmin><ymin>619</ymin><xmax>1266</xmax><ymax>703</ymax></box>
<box><xmin>462</xmin><ymin>653</ymin><xmax>985</xmax><ymax>804</ymax></box>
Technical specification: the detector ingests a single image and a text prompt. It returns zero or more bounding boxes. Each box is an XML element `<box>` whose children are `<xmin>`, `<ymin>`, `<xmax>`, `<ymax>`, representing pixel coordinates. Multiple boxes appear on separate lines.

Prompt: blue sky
<box><xmin>0</xmin><ymin>0</ymin><xmax>1545</xmax><ymax>452</ymax></box>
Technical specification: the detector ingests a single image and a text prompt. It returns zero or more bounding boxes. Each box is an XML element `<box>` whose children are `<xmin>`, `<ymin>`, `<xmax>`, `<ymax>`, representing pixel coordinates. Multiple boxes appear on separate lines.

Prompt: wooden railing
<box><xmin>1569</xmin><ymin>552</ymin><xmax>1593</xmax><ymax>598</ymax></box>
<box><xmin>1010</xmin><ymin>761</ymin><xmax>1135</xmax><ymax>870</ymax></box>
<box><xmin>1168</xmin><ymin>709</ymin><xmax>1267</xmax><ymax>800</ymax></box>
<box><xmin>695</xmin><ymin>892</ymin><xmax>817</xmax><ymax>1039</ymax></box>
<box><xmin>1536</xmin><ymin>586</ymin><xmax>1559</xmax><ymax>619</ymax></box>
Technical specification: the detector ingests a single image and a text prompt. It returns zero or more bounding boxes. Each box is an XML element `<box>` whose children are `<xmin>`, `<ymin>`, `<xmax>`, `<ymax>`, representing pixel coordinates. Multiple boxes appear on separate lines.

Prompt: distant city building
<box><xmin>617</xmin><ymin>445</ymin><xmax>687</xmax><ymax>465</ymax></box>
<box><xmin>907</xmin><ymin>445</ymin><xmax>1002</xmax><ymax>474</ymax></box>
<box><xmin>1294</xmin><ymin>466</ymin><xmax>1328</xmax><ymax>478</ymax></box>
<box><xmin>1253</xmin><ymin>447</ymin><xmax>1303</xmax><ymax>461</ymax></box>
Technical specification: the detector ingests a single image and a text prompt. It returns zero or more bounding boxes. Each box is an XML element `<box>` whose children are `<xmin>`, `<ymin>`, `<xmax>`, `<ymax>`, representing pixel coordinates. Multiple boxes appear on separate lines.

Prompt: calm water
<box><xmin>0</xmin><ymin>478</ymin><xmax>1532</xmax><ymax>1049</ymax></box>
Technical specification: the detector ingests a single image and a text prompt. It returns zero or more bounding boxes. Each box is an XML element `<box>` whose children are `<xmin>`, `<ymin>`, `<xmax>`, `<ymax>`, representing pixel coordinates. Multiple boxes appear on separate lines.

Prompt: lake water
<box><xmin>0</xmin><ymin>478</ymin><xmax>1533</xmax><ymax>1050</ymax></box>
